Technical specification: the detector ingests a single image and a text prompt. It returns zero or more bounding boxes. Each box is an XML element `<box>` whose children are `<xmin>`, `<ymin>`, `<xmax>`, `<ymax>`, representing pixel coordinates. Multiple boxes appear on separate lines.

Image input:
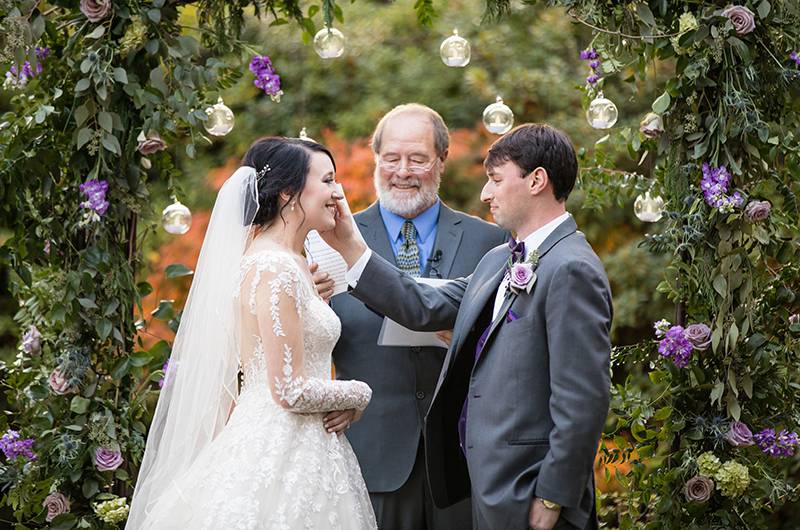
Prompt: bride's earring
<box><xmin>290</xmin><ymin>201</ymin><xmax>296</xmax><ymax>212</ymax></box>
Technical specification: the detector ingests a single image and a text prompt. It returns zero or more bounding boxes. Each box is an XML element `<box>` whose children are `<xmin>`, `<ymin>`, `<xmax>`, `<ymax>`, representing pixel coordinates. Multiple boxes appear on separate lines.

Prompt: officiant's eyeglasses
<box><xmin>377</xmin><ymin>157</ymin><xmax>439</xmax><ymax>175</ymax></box>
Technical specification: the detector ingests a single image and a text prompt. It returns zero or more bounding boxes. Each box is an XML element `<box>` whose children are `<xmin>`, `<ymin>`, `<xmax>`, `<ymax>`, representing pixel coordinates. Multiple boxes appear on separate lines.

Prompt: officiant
<box><xmin>328</xmin><ymin>103</ymin><xmax>507</xmax><ymax>530</ymax></box>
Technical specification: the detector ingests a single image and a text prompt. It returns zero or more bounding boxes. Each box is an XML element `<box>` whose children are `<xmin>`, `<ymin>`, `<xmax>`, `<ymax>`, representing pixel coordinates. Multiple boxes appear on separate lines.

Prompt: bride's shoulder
<box><xmin>240</xmin><ymin>247</ymin><xmax>304</xmax><ymax>274</ymax></box>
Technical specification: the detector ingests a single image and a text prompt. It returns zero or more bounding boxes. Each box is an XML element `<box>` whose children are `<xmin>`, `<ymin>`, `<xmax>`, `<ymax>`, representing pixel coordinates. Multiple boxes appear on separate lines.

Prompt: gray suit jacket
<box><xmin>350</xmin><ymin>217</ymin><xmax>612</xmax><ymax>529</ymax></box>
<box><xmin>331</xmin><ymin>202</ymin><xmax>507</xmax><ymax>493</ymax></box>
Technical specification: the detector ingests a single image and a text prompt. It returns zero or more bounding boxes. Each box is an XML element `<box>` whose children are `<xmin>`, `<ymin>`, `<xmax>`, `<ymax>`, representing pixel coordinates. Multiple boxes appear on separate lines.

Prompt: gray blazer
<box><xmin>349</xmin><ymin>217</ymin><xmax>612</xmax><ymax>529</ymax></box>
<box><xmin>332</xmin><ymin>202</ymin><xmax>507</xmax><ymax>493</ymax></box>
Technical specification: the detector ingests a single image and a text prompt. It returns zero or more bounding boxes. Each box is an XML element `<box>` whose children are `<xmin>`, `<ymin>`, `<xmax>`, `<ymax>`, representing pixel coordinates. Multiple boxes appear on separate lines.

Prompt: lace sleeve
<box><xmin>252</xmin><ymin>254</ymin><xmax>371</xmax><ymax>413</ymax></box>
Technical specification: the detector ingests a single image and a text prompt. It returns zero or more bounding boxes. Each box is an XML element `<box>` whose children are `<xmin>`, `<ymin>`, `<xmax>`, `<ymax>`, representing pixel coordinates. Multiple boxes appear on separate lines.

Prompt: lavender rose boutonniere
<box><xmin>507</xmin><ymin>249</ymin><xmax>539</xmax><ymax>295</ymax></box>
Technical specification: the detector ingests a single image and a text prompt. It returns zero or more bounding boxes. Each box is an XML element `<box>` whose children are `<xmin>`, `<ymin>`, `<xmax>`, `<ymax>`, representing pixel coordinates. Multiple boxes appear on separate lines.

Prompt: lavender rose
<box><xmin>93</xmin><ymin>446</ymin><xmax>124</xmax><ymax>471</ymax></box>
<box><xmin>80</xmin><ymin>0</ymin><xmax>111</xmax><ymax>23</ymax></box>
<box><xmin>136</xmin><ymin>131</ymin><xmax>167</xmax><ymax>155</ymax></box>
<box><xmin>639</xmin><ymin>112</ymin><xmax>664</xmax><ymax>139</ymax></box>
<box><xmin>509</xmin><ymin>263</ymin><xmax>534</xmax><ymax>292</ymax></box>
<box><xmin>685</xmin><ymin>475</ymin><xmax>714</xmax><ymax>503</ymax></box>
<box><xmin>726</xmin><ymin>421</ymin><xmax>755</xmax><ymax>447</ymax></box>
<box><xmin>684</xmin><ymin>323</ymin><xmax>711</xmax><ymax>351</ymax></box>
<box><xmin>43</xmin><ymin>492</ymin><xmax>70</xmax><ymax>522</ymax></box>
<box><xmin>48</xmin><ymin>368</ymin><xmax>71</xmax><ymax>395</ymax></box>
<box><xmin>744</xmin><ymin>200</ymin><xmax>771</xmax><ymax>222</ymax></box>
<box><xmin>722</xmin><ymin>5</ymin><xmax>756</xmax><ymax>35</ymax></box>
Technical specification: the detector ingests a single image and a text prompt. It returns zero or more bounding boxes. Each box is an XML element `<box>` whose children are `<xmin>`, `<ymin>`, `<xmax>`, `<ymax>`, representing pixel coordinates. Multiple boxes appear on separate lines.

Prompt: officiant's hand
<box><xmin>319</xmin><ymin>194</ymin><xmax>367</xmax><ymax>267</ymax></box>
<box><xmin>323</xmin><ymin>409</ymin><xmax>362</xmax><ymax>435</ymax></box>
<box><xmin>436</xmin><ymin>330</ymin><xmax>453</xmax><ymax>346</ymax></box>
<box><xmin>309</xmin><ymin>262</ymin><xmax>334</xmax><ymax>302</ymax></box>
<box><xmin>529</xmin><ymin>498</ymin><xmax>560</xmax><ymax>530</ymax></box>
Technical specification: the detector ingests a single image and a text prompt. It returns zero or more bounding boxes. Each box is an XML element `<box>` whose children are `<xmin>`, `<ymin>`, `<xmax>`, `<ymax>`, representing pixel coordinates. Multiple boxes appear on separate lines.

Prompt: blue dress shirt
<box><xmin>378</xmin><ymin>201</ymin><xmax>440</xmax><ymax>270</ymax></box>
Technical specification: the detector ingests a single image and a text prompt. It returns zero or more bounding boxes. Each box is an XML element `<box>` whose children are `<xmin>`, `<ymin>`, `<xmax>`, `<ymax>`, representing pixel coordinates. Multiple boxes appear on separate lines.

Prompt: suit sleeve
<box><xmin>349</xmin><ymin>252</ymin><xmax>466</xmax><ymax>331</ymax></box>
<box><xmin>535</xmin><ymin>260</ymin><xmax>612</xmax><ymax>507</ymax></box>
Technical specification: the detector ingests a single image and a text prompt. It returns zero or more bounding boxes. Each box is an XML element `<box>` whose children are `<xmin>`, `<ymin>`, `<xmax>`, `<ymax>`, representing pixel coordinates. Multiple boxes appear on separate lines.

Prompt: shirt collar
<box><xmin>379</xmin><ymin>200</ymin><xmax>441</xmax><ymax>244</ymax></box>
<box><xmin>520</xmin><ymin>212</ymin><xmax>571</xmax><ymax>257</ymax></box>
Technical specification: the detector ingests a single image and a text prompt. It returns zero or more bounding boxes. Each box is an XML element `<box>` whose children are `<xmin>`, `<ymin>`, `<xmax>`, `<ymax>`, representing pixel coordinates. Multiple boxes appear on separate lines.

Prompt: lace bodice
<box><xmin>235</xmin><ymin>249</ymin><xmax>371</xmax><ymax>413</ymax></box>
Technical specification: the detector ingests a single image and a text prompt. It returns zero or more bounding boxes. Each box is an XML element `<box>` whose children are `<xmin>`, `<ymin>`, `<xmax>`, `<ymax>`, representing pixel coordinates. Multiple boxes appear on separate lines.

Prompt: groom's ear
<box><xmin>527</xmin><ymin>167</ymin><xmax>550</xmax><ymax>197</ymax></box>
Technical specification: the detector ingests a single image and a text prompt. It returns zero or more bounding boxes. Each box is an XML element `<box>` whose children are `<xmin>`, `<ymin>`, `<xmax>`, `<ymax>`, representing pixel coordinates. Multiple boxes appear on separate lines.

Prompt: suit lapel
<box><xmin>424</xmin><ymin>203</ymin><xmax>463</xmax><ymax>278</ymax></box>
<box><xmin>356</xmin><ymin>202</ymin><xmax>397</xmax><ymax>266</ymax></box>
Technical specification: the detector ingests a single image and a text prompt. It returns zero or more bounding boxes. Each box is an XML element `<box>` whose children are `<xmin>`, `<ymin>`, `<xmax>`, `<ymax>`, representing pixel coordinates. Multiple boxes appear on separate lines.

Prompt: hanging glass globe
<box><xmin>203</xmin><ymin>97</ymin><xmax>235</xmax><ymax>137</ymax></box>
<box><xmin>586</xmin><ymin>91</ymin><xmax>619</xmax><ymax>129</ymax></box>
<box><xmin>440</xmin><ymin>28</ymin><xmax>470</xmax><ymax>67</ymax></box>
<box><xmin>313</xmin><ymin>27</ymin><xmax>345</xmax><ymax>59</ymax></box>
<box><xmin>634</xmin><ymin>191</ymin><xmax>665</xmax><ymax>222</ymax></box>
<box><xmin>162</xmin><ymin>199</ymin><xmax>192</xmax><ymax>235</ymax></box>
<box><xmin>482</xmin><ymin>96</ymin><xmax>514</xmax><ymax>135</ymax></box>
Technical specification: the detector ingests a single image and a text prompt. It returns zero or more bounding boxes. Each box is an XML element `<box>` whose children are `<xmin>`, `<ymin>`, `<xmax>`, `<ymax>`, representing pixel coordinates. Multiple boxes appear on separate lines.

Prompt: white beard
<box><xmin>374</xmin><ymin>170</ymin><xmax>441</xmax><ymax>218</ymax></box>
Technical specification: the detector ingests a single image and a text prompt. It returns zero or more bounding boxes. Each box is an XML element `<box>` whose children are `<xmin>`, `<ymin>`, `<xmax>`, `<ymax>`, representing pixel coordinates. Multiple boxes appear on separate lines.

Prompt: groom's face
<box><xmin>481</xmin><ymin>160</ymin><xmax>531</xmax><ymax>232</ymax></box>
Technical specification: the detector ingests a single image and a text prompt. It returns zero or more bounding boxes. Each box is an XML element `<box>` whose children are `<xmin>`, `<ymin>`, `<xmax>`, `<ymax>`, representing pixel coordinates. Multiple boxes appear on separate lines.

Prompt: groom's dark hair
<box><xmin>484</xmin><ymin>124</ymin><xmax>578</xmax><ymax>202</ymax></box>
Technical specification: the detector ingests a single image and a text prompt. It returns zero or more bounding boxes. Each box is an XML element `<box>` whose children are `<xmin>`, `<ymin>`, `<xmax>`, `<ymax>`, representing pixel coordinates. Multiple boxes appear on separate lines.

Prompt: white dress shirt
<box><xmin>346</xmin><ymin>212</ymin><xmax>572</xmax><ymax>321</ymax></box>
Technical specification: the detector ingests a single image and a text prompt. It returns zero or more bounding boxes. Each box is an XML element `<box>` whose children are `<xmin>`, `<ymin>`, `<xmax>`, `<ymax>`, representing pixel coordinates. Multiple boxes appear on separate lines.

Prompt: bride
<box><xmin>126</xmin><ymin>137</ymin><xmax>377</xmax><ymax>529</ymax></box>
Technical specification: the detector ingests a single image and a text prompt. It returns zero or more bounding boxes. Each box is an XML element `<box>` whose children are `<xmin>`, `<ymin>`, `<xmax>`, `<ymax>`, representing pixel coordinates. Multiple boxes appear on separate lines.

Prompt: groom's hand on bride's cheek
<box><xmin>309</xmin><ymin>262</ymin><xmax>334</xmax><ymax>302</ymax></box>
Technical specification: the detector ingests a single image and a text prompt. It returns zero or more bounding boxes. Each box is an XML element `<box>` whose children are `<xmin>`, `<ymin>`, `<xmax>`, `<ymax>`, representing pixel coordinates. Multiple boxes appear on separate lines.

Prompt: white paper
<box><xmin>304</xmin><ymin>184</ymin><xmax>363</xmax><ymax>297</ymax></box>
<box><xmin>377</xmin><ymin>277</ymin><xmax>451</xmax><ymax>348</ymax></box>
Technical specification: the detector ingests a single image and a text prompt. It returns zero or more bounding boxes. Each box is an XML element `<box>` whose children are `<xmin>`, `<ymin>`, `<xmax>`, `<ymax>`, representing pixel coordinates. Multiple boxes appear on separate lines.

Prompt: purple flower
<box><xmin>684</xmin><ymin>323</ymin><xmax>711</xmax><ymax>351</ymax></box>
<box><xmin>158</xmin><ymin>360</ymin><xmax>170</xmax><ymax>388</ymax></box>
<box><xmin>792</xmin><ymin>52</ymin><xmax>800</xmax><ymax>68</ymax></box>
<box><xmin>49</xmin><ymin>368</ymin><xmax>72</xmax><ymax>395</ymax></box>
<box><xmin>586</xmin><ymin>74</ymin><xmax>600</xmax><ymax>85</ymax></box>
<box><xmin>588</xmin><ymin>60</ymin><xmax>601</xmax><ymax>70</ymax></box>
<box><xmin>744</xmin><ymin>200</ymin><xmax>771</xmax><ymax>222</ymax></box>
<box><xmin>509</xmin><ymin>263</ymin><xmax>535</xmax><ymax>293</ymax></box>
<box><xmin>721</xmin><ymin>5</ymin><xmax>756</xmax><ymax>36</ymax></box>
<box><xmin>754</xmin><ymin>428</ymin><xmax>800</xmax><ymax>457</ymax></box>
<box><xmin>79</xmin><ymin>179</ymin><xmax>110</xmax><ymax>219</ymax></box>
<box><xmin>653</xmin><ymin>319</ymin><xmax>671</xmax><ymax>338</ymax></box>
<box><xmin>80</xmin><ymin>0</ymin><xmax>112</xmax><ymax>23</ymax></box>
<box><xmin>249</xmin><ymin>54</ymin><xmax>282</xmax><ymax>98</ymax></box>
<box><xmin>580</xmin><ymin>48</ymin><xmax>598</xmax><ymax>61</ymax></box>
<box><xmin>658</xmin><ymin>325</ymin><xmax>694</xmax><ymax>368</ymax></box>
<box><xmin>700</xmin><ymin>163</ymin><xmax>743</xmax><ymax>213</ymax></box>
<box><xmin>685</xmin><ymin>475</ymin><xmax>714</xmax><ymax>503</ymax></box>
<box><xmin>43</xmin><ymin>492</ymin><xmax>70</xmax><ymax>522</ymax></box>
<box><xmin>0</xmin><ymin>430</ymin><xmax>36</xmax><ymax>461</ymax></box>
<box><xmin>93</xmin><ymin>446</ymin><xmax>123</xmax><ymax>471</ymax></box>
<box><xmin>21</xmin><ymin>325</ymin><xmax>42</xmax><ymax>356</ymax></box>
<box><xmin>725</xmin><ymin>421</ymin><xmax>755</xmax><ymax>447</ymax></box>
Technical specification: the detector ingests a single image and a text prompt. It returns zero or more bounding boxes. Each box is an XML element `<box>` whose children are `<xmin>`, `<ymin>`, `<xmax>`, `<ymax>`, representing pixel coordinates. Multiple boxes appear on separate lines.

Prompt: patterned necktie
<box><xmin>396</xmin><ymin>220</ymin><xmax>421</xmax><ymax>277</ymax></box>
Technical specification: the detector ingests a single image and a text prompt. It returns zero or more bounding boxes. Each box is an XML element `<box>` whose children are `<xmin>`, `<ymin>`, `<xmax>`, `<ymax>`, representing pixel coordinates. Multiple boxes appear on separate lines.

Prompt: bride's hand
<box><xmin>323</xmin><ymin>409</ymin><xmax>360</xmax><ymax>435</ymax></box>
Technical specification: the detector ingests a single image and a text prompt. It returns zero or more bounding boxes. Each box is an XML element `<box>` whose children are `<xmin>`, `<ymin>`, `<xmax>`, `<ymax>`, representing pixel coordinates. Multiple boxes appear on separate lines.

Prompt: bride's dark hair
<box><xmin>241</xmin><ymin>136</ymin><xmax>336</xmax><ymax>227</ymax></box>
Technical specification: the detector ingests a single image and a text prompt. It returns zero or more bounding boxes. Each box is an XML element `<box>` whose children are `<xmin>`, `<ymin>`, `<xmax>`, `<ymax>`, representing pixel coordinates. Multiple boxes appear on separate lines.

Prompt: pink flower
<box><xmin>48</xmin><ymin>368</ymin><xmax>71</xmax><ymax>395</ymax></box>
<box><xmin>685</xmin><ymin>475</ymin><xmax>714</xmax><ymax>503</ymax></box>
<box><xmin>684</xmin><ymin>323</ymin><xmax>711</xmax><ymax>351</ymax></box>
<box><xmin>43</xmin><ymin>492</ymin><xmax>70</xmax><ymax>522</ymax></box>
<box><xmin>93</xmin><ymin>446</ymin><xmax>123</xmax><ymax>471</ymax></box>
<box><xmin>721</xmin><ymin>5</ymin><xmax>756</xmax><ymax>35</ymax></box>
<box><xmin>80</xmin><ymin>0</ymin><xmax>111</xmax><ymax>23</ymax></box>
<box><xmin>509</xmin><ymin>263</ymin><xmax>535</xmax><ymax>293</ymax></box>
<box><xmin>639</xmin><ymin>112</ymin><xmax>664</xmax><ymax>139</ymax></box>
<box><xmin>744</xmin><ymin>200</ymin><xmax>771</xmax><ymax>222</ymax></box>
<box><xmin>726</xmin><ymin>421</ymin><xmax>755</xmax><ymax>447</ymax></box>
<box><xmin>136</xmin><ymin>131</ymin><xmax>167</xmax><ymax>155</ymax></box>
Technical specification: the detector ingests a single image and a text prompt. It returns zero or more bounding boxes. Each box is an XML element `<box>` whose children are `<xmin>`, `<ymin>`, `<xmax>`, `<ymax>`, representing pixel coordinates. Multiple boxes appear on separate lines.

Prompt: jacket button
<box><xmin>416</xmin><ymin>390</ymin><xmax>425</xmax><ymax>400</ymax></box>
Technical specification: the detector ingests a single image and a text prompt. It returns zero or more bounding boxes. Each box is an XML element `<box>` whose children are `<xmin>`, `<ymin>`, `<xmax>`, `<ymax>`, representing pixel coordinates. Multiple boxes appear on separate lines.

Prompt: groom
<box><xmin>325</xmin><ymin>124</ymin><xmax>612</xmax><ymax>530</ymax></box>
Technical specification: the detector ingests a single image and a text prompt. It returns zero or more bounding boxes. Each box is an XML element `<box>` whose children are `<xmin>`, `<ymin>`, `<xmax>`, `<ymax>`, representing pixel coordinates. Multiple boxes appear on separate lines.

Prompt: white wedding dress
<box><xmin>139</xmin><ymin>249</ymin><xmax>377</xmax><ymax>530</ymax></box>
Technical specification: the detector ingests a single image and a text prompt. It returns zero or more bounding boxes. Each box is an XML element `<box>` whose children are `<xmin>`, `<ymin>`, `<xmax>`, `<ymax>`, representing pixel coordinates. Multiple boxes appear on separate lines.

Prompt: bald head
<box><xmin>370</xmin><ymin>103</ymin><xmax>450</xmax><ymax>159</ymax></box>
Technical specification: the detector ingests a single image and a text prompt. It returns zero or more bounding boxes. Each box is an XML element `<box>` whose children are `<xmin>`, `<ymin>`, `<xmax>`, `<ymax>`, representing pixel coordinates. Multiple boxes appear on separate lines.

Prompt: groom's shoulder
<box><xmin>550</xmin><ymin>231</ymin><xmax>607</xmax><ymax>274</ymax></box>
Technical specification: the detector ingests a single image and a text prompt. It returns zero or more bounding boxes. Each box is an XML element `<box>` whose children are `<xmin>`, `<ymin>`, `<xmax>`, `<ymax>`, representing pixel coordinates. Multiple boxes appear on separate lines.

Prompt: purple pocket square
<box><xmin>506</xmin><ymin>309</ymin><xmax>519</xmax><ymax>323</ymax></box>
